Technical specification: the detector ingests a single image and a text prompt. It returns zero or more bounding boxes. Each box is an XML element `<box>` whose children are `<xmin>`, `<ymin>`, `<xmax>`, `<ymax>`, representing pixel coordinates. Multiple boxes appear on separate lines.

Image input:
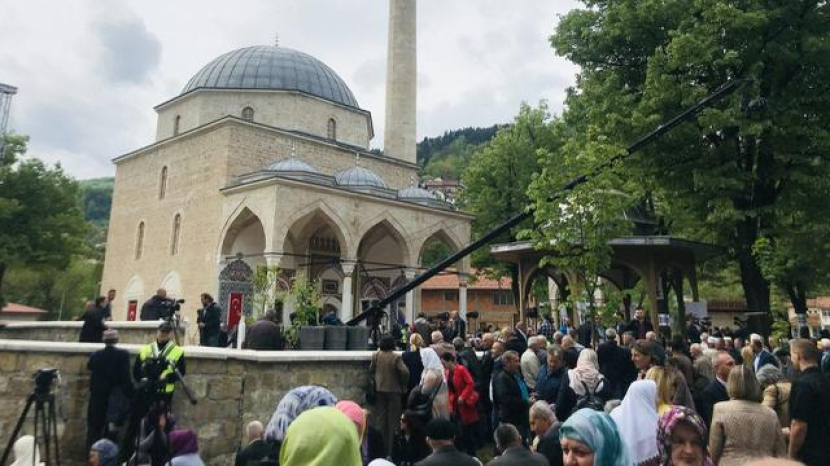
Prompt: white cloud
<box><xmin>0</xmin><ymin>0</ymin><xmax>580</xmax><ymax>179</ymax></box>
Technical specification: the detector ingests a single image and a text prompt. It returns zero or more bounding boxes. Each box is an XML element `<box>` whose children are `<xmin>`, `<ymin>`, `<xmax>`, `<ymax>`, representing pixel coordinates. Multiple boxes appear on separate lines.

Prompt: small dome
<box><xmin>267</xmin><ymin>158</ymin><xmax>319</xmax><ymax>173</ymax></box>
<box><xmin>398</xmin><ymin>186</ymin><xmax>436</xmax><ymax>200</ymax></box>
<box><xmin>334</xmin><ymin>166</ymin><xmax>388</xmax><ymax>188</ymax></box>
<box><xmin>181</xmin><ymin>46</ymin><xmax>359</xmax><ymax>108</ymax></box>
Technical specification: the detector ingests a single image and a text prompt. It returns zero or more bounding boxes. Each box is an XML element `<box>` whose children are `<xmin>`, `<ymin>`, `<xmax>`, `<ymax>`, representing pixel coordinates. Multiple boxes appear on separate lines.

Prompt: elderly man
<box><xmin>529</xmin><ymin>400</ymin><xmax>562</xmax><ymax>466</ymax></box>
<box><xmin>690</xmin><ymin>343</ymin><xmax>714</xmax><ymax>394</ymax></box>
<box><xmin>430</xmin><ymin>330</ymin><xmax>455</xmax><ymax>358</ymax></box>
<box><xmin>235</xmin><ymin>421</ymin><xmax>270</xmax><ymax>466</ymax></box>
<box><xmin>597</xmin><ymin>328</ymin><xmax>633</xmax><ymax>398</ymax></box>
<box><xmin>560</xmin><ymin>335</ymin><xmax>579</xmax><ymax>369</ymax></box>
<box><xmin>494</xmin><ymin>351</ymin><xmax>530</xmax><ymax>440</ymax></box>
<box><xmin>752</xmin><ymin>338</ymin><xmax>777</xmax><ymax>372</ymax></box>
<box><xmin>520</xmin><ymin>336</ymin><xmax>543</xmax><ymax>390</ymax></box>
<box><xmin>489</xmin><ymin>423</ymin><xmax>548</xmax><ymax>466</ymax></box>
<box><xmin>699</xmin><ymin>351</ymin><xmax>734</xmax><ymax>427</ymax></box>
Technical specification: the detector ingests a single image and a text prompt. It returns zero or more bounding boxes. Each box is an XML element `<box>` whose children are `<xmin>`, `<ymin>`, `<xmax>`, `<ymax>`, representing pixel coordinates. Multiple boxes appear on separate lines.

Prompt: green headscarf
<box><xmin>560</xmin><ymin>408</ymin><xmax>632</xmax><ymax>466</ymax></box>
<box><xmin>280</xmin><ymin>406</ymin><xmax>362</xmax><ymax>466</ymax></box>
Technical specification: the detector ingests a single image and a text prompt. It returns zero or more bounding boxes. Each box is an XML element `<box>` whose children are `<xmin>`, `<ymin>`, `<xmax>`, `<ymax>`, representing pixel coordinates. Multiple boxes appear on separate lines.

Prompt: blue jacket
<box><xmin>535</xmin><ymin>364</ymin><xmax>566</xmax><ymax>404</ymax></box>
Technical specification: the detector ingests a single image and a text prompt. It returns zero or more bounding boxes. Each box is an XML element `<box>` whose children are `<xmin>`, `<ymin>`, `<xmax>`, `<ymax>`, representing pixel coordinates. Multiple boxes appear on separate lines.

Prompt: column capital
<box><xmin>341</xmin><ymin>260</ymin><xmax>356</xmax><ymax>276</ymax></box>
<box><xmin>404</xmin><ymin>270</ymin><xmax>418</xmax><ymax>280</ymax></box>
<box><xmin>263</xmin><ymin>253</ymin><xmax>283</xmax><ymax>268</ymax></box>
<box><xmin>458</xmin><ymin>271</ymin><xmax>469</xmax><ymax>287</ymax></box>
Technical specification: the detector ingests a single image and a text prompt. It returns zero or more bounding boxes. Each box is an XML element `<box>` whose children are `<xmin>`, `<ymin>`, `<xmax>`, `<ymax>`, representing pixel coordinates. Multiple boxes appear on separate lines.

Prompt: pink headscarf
<box><xmin>335</xmin><ymin>401</ymin><xmax>367</xmax><ymax>441</ymax></box>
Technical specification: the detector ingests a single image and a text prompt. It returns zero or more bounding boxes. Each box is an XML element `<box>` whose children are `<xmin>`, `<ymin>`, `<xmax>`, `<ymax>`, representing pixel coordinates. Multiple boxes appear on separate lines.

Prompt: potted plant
<box><xmin>285</xmin><ymin>278</ymin><xmax>325</xmax><ymax>350</ymax></box>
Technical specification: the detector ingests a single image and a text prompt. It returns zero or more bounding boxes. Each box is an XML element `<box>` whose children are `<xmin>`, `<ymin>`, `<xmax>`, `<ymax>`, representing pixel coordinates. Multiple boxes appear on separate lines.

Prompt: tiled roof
<box><xmin>1</xmin><ymin>302</ymin><xmax>48</xmax><ymax>314</ymax></box>
<box><xmin>422</xmin><ymin>269</ymin><xmax>512</xmax><ymax>291</ymax></box>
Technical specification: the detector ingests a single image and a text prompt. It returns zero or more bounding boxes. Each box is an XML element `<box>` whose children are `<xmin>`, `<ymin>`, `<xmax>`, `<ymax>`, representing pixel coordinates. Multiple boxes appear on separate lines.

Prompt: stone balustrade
<box><xmin>0</xmin><ymin>339</ymin><xmax>372</xmax><ymax>465</ymax></box>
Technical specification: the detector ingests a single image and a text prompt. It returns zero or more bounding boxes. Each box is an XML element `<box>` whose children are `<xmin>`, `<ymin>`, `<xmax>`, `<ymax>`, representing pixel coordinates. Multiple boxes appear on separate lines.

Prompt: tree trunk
<box><xmin>736</xmin><ymin>248</ymin><xmax>771</xmax><ymax>314</ymax></box>
<box><xmin>671</xmin><ymin>268</ymin><xmax>687</xmax><ymax>339</ymax></box>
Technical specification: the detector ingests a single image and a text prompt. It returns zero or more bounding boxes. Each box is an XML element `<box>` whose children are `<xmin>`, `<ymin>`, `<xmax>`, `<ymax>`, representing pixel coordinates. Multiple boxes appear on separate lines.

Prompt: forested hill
<box><xmin>79</xmin><ymin>177</ymin><xmax>114</xmax><ymax>225</ymax></box>
<box><xmin>417</xmin><ymin>125</ymin><xmax>501</xmax><ymax>168</ymax></box>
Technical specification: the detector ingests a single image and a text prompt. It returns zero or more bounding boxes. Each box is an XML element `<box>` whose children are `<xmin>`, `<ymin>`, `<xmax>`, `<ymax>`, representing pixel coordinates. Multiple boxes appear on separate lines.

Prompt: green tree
<box><xmin>0</xmin><ymin>134</ymin><xmax>88</xmax><ymax>308</ymax></box>
<box><xmin>550</xmin><ymin>0</ymin><xmax>830</xmax><ymax>315</ymax></box>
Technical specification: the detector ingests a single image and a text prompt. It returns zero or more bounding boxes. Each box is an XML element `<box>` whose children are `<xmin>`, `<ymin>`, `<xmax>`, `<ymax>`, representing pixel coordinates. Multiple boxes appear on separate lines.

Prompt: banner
<box><xmin>228</xmin><ymin>292</ymin><xmax>243</xmax><ymax>330</ymax></box>
<box><xmin>127</xmin><ymin>300</ymin><xmax>137</xmax><ymax>321</ymax></box>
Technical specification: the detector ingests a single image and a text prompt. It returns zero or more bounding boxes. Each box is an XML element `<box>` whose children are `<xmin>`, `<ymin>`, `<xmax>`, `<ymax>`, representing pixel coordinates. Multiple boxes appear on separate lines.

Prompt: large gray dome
<box><xmin>181</xmin><ymin>46</ymin><xmax>359</xmax><ymax>108</ymax></box>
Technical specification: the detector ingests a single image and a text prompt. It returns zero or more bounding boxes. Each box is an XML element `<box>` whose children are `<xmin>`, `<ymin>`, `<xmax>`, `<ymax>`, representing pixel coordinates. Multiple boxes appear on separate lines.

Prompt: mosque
<box><xmin>100</xmin><ymin>0</ymin><xmax>473</xmax><ymax>330</ymax></box>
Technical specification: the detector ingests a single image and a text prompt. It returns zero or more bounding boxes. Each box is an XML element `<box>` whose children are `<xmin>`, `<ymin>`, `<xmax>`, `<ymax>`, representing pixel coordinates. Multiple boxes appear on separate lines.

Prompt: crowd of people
<box><xmin>43</xmin><ymin>304</ymin><xmax>830</xmax><ymax>465</ymax></box>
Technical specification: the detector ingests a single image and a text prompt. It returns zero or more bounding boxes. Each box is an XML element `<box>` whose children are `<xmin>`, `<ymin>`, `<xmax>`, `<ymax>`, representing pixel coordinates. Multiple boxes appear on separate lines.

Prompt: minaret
<box><xmin>384</xmin><ymin>0</ymin><xmax>417</xmax><ymax>165</ymax></box>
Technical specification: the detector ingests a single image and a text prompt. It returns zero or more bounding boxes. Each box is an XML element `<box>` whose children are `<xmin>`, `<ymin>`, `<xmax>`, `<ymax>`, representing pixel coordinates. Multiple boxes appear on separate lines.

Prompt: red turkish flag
<box><xmin>228</xmin><ymin>292</ymin><xmax>243</xmax><ymax>330</ymax></box>
<box><xmin>127</xmin><ymin>301</ymin><xmax>137</xmax><ymax>321</ymax></box>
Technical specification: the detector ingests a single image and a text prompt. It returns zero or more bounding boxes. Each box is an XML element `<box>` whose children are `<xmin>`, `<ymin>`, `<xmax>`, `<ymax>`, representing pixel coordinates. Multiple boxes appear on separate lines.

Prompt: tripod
<box><xmin>1</xmin><ymin>385</ymin><xmax>61</xmax><ymax>466</ymax></box>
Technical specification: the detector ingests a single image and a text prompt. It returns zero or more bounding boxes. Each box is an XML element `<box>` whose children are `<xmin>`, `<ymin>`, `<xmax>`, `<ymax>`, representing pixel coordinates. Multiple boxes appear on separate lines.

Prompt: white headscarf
<box><xmin>11</xmin><ymin>436</ymin><xmax>43</xmax><ymax>466</ymax></box>
<box><xmin>419</xmin><ymin>348</ymin><xmax>446</xmax><ymax>383</ymax></box>
<box><xmin>610</xmin><ymin>380</ymin><xmax>660</xmax><ymax>465</ymax></box>
<box><xmin>569</xmin><ymin>348</ymin><xmax>604</xmax><ymax>395</ymax></box>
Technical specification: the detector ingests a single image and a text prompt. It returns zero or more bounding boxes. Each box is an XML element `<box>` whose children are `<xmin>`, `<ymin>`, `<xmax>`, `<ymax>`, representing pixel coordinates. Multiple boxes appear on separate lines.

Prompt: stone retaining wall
<box><xmin>0</xmin><ymin>340</ymin><xmax>371</xmax><ymax>465</ymax></box>
<box><xmin>0</xmin><ymin>321</ymin><xmax>192</xmax><ymax>345</ymax></box>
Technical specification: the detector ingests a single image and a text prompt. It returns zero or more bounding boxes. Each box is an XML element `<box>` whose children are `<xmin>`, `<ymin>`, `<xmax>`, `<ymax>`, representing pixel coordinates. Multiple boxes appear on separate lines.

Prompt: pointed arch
<box><xmin>277</xmin><ymin>199</ymin><xmax>354</xmax><ymax>258</ymax></box>
<box><xmin>160</xmin><ymin>270</ymin><xmax>183</xmax><ymax>299</ymax></box>
<box><xmin>357</xmin><ymin>214</ymin><xmax>412</xmax><ymax>267</ymax></box>
<box><xmin>219</xmin><ymin>207</ymin><xmax>267</xmax><ymax>259</ymax></box>
<box><xmin>417</xmin><ymin>227</ymin><xmax>464</xmax><ymax>266</ymax></box>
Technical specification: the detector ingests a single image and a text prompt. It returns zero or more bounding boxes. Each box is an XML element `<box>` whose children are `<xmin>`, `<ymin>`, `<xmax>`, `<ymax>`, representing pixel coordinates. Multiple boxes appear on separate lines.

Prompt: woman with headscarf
<box><xmin>265</xmin><ymin>385</ymin><xmax>338</xmax><ymax>443</ymax></box>
<box><xmin>610</xmin><ymin>380</ymin><xmax>660</xmax><ymax>465</ymax></box>
<box><xmin>336</xmin><ymin>400</ymin><xmax>385</xmax><ymax>465</ymax></box>
<box><xmin>166</xmin><ymin>430</ymin><xmax>203</xmax><ymax>466</ymax></box>
<box><xmin>756</xmin><ymin>365</ymin><xmax>791</xmax><ymax>429</ymax></box>
<box><xmin>559</xmin><ymin>408</ymin><xmax>632</xmax><ymax>466</ymax></box>
<box><xmin>657</xmin><ymin>406</ymin><xmax>714</xmax><ymax>466</ymax></box>
<box><xmin>409</xmin><ymin>348</ymin><xmax>449</xmax><ymax>422</ymax></box>
<box><xmin>555</xmin><ymin>349</ymin><xmax>612</xmax><ymax>422</ymax></box>
<box><xmin>280</xmin><ymin>406</ymin><xmax>362</xmax><ymax>466</ymax></box>
<box><xmin>89</xmin><ymin>438</ymin><xmax>118</xmax><ymax>466</ymax></box>
<box><xmin>10</xmin><ymin>436</ymin><xmax>42</xmax><ymax>466</ymax></box>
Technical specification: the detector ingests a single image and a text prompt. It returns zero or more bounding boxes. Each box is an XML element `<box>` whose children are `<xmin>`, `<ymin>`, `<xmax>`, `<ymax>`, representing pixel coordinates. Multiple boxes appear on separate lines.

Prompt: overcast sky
<box><xmin>0</xmin><ymin>0</ymin><xmax>581</xmax><ymax>179</ymax></box>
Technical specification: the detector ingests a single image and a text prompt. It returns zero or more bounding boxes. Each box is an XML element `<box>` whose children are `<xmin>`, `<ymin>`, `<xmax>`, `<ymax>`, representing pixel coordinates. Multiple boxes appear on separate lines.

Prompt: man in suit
<box><xmin>494</xmin><ymin>351</ymin><xmax>530</xmax><ymax>440</ymax></box>
<box><xmin>752</xmin><ymin>338</ymin><xmax>777</xmax><ymax>372</ymax></box>
<box><xmin>235</xmin><ymin>421</ymin><xmax>270</xmax><ymax>466</ymax></box>
<box><xmin>596</xmin><ymin>328</ymin><xmax>634</xmax><ymax>398</ymax></box>
<box><xmin>788</xmin><ymin>338</ymin><xmax>830</xmax><ymax>465</ymax></box>
<box><xmin>86</xmin><ymin>329</ymin><xmax>134</xmax><ymax>449</ymax></box>
<box><xmin>415</xmin><ymin>419</ymin><xmax>480</xmax><ymax>466</ymax></box>
<box><xmin>625</xmin><ymin>307</ymin><xmax>654</xmax><ymax>340</ymax></box>
<box><xmin>699</xmin><ymin>351</ymin><xmax>734</xmax><ymax>428</ymax></box>
<box><xmin>488</xmin><ymin>423</ymin><xmax>548</xmax><ymax>466</ymax></box>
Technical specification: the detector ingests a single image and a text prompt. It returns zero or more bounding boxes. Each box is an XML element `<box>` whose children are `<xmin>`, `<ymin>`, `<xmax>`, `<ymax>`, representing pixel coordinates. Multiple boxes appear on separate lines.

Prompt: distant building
<box><xmin>787</xmin><ymin>297</ymin><xmax>830</xmax><ymax>337</ymax></box>
<box><xmin>0</xmin><ymin>302</ymin><xmax>48</xmax><ymax>322</ymax></box>
<box><xmin>423</xmin><ymin>177</ymin><xmax>462</xmax><ymax>205</ymax></box>
<box><xmin>421</xmin><ymin>269</ymin><xmax>517</xmax><ymax>332</ymax></box>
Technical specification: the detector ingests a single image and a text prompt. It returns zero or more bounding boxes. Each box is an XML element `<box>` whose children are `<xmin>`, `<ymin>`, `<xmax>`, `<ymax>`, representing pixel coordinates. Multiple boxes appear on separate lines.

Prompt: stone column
<box><xmin>405</xmin><ymin>271</ymin><xmax>417</xmax><ymax>324</ymax></box>
<box><xmin>384</xmin><ymin>0</ymin><xmax>417</xmax><ymax>164</ymax></box>
<box><xmin>341</xmin><ymin>262</ymin><xmax>356</xmax><ymax>322</ymax></box>
<box><xmin>458</xmin><ymin>271</ymin><xmax>468</xmax><ymax>322</ymax></box>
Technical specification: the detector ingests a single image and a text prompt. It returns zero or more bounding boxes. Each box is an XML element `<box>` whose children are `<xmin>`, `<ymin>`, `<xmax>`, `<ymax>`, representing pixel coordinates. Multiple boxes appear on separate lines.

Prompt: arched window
<box><xmin>159</xmin><ymin>166</ymin><xmax>168</xmax><ymax>199</ymax></box>
<box><xmin>173</xmin><ymin>115</ymin><xmax>181</xmax><ymax>135</ymax></box>
<box><xmin>135</xmin><ymin>222</ymin><xmax>145</xmax><ymax>260</ymax></box>
<box><xmin>170</xmin><ymin>214</ymin><xmax>181</xmax><ymax>256</ymax></box>
<box><xmin>242</xmin><ymin>106</ymin><xmax>255</xmax><ymax>122</ymax></box>
<box><xmin>327</xmin><ymin>118</ymin><xmax>337</xmax><ymax>140</ymax></box>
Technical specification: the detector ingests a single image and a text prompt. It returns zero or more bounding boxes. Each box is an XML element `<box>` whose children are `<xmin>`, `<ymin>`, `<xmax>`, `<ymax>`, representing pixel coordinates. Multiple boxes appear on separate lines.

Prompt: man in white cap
<box><xmin>87</xmin><ymin>329</ymin><xmax>133</xmax><ymax>448</ymax></box>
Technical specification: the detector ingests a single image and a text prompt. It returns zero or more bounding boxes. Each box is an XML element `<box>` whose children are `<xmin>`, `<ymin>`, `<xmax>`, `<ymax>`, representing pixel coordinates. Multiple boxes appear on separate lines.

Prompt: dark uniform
<box><xmin>86</xmin><ymin>335</ymin><xmax>133</xmax><ymax>448</ymax></box>
<box><xmin>198</xmin><ymin>300</ymin><xmax>222</xmax><ymax>347</ymax></box>
<box><xmin>140</xmin><ymin>295</ymin><xmax>168</xmax><ymax>321</ymax></box>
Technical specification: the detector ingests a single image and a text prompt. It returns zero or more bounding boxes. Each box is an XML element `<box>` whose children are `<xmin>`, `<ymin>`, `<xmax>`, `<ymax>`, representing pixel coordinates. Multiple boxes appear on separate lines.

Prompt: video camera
<box><xmin>138</xmin><ymin>355</ymin><xmax>197</xmax><ymax>405</ymax></box>
<box><xmin>34</xmin><ymin>368</ymin><xmax>58</xmax><ymax>396</ymax></box>
<box><xmin>159</xmin><ymin>298</ymin><xmax>186</xmax><ymax>318</ymax></box>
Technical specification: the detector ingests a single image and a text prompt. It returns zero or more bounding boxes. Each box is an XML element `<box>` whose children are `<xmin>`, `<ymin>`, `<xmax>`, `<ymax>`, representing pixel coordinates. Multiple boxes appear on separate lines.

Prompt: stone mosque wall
<box><xmin>0</xmin><ymin>340</ymin><xmax>371</xmax><ymax>465</ymax></box>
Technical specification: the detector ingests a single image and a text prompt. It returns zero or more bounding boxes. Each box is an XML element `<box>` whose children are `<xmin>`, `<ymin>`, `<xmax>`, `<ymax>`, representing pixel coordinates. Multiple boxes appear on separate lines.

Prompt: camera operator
<box><xmin>123</xmin><ymin>322</ymin><xmax>185</xmax><ymax>463</ymax></box>
<box><xmin>140</xmin><ymin>289</ymin><xmax>169</xmax><ymax>321</ymax></box>
<box><xmin>197</xmin><ymin>293</ymin><xmax>222</xmax><ymax>347</ymax></box>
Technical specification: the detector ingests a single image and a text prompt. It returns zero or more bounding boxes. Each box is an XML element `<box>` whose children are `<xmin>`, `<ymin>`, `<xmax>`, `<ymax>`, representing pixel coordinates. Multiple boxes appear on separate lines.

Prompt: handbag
<box><xmin>366</xmin><ymin>352</ymin><xmax>378</xmax><ymax>405</ymax></box>
<box><xmin>407</xmin><ymin>377</ymin><xmax>444</xmax><ymax>421</ymax></box>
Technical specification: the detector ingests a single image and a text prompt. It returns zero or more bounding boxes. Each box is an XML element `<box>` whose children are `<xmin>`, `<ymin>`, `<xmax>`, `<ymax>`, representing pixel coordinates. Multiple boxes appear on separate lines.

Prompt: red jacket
<box><xmin>445</xmin><ymin>364</ymin><xmax>479</xmax><ymax>425</ymax></box>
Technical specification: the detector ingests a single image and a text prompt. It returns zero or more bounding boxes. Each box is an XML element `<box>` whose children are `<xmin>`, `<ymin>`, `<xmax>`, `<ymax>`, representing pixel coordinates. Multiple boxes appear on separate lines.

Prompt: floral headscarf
<box><xmin>560</xmin><ymin>408</ymin><xmax>632</xmax><ymax>466</ymax></box>
<box><xmin>657</xmin><ymin>406</ymin><xmax>714</xmax><ymax>466</ymax></box>
<box><xmin>266</xmin><ymin>385</ymin><xmax>338</xmax><ymax>442</ymax></box>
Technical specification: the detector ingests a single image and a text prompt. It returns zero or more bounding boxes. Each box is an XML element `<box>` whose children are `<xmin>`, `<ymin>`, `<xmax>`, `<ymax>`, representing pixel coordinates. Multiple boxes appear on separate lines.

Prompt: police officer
<box><xmin>123</xmin><ymin>322</ymin><xmax>185</xmax><ymax>462</ymax></box>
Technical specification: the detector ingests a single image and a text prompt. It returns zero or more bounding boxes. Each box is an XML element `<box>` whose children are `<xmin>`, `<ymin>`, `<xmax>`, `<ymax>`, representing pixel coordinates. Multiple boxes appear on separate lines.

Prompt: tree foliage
<box><xmin>548</xmin><ymin>0</ymin><xmax>830</xmax><ymax>314</ymax></box>
<box><xmin>0</xmin><ymin>134</ymin><xmax>88</xmax><ymax>308</ymax></box>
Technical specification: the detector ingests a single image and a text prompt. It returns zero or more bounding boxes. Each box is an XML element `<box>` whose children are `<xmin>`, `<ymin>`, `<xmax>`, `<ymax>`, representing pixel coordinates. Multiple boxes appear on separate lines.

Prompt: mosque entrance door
<box><xmin>218</xmin><ymin>254</ymin><xmax>254</xmax><ymax>329</ymax></box>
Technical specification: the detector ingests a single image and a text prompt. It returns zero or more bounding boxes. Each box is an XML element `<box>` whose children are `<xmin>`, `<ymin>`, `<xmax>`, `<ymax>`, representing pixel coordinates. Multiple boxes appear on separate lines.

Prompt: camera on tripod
<box><xmin>159</xmin><ymin>298</ymin><xmax>186</xmax><ymax>318</ymax></box>
<box><xmin>34</xmin><ymin>368</ymin><xmax>58</xmax><ymax>395</ymax></box>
